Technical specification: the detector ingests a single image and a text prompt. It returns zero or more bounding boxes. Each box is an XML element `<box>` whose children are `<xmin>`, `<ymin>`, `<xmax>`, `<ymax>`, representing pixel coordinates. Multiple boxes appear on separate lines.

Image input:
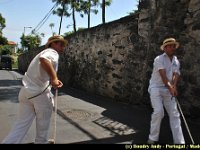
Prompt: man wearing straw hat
<box><xmin>147</xmin><ymin>38</ymin><xmax>185</xmax><ymax>144</ymax></box>
<box><xmin>2</xmin><ymin>35</ymin><xmax>68</xmax><ymax>144</ymax></box>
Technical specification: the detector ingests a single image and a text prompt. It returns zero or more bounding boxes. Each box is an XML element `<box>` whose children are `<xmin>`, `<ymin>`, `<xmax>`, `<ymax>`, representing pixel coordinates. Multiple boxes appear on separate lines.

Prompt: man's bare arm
<box><xmin>40</xmin><ymin>58</ymin><xmax>57</xmax><ymax>81</ymax></box>
<box><xmin>40</xmin><ymin>58</ymin><xmax>63</xmax><ymax>88</ymax></box>
<box><xmin>172</xmin><ymin>72</ymin><xmax>180</xmax><ymax>88</ymax></box>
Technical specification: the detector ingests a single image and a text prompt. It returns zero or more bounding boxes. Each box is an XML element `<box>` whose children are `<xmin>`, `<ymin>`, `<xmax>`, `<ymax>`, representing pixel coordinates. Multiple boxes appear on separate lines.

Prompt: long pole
<box><xmin>48</xmin><ymin>89</ymin><xmax>58</xmax><ymax>144</ymax></box>
<box><xmin>174</xmin><ymin>97</ymin><xmax>195</xmax><ymax>144</ymax></box>
<box><xmin>23</xmin><ymin>27</ymin><xmax>32</xmax><ymax>36</ymax></box>
<box><xmin>53</xmin><ymin>89</ymin><xmax>58</xmax><ymax>143</ymax></box>
<box><xmin>23</xmin><ymin>27</ymin><xmax>32</xmax><ymax>51</ymax></box>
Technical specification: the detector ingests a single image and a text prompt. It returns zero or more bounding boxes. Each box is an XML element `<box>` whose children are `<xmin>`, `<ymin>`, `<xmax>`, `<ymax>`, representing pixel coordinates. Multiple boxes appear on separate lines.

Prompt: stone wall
<box><xmin>18</xmin><ymin>46</ymin><xmax>44</xmax><ymax>73</ymax></box>
<box><xmin>18</xmin><ymin>0</ymin><xmax>200</xmax><ymax>118</ymax></box>
<box><xmin>139</xmin><ymin>0</ymin><xmax>200</xmax><ymax>118</ymax></box>
<box><xmin>58</xmin><ymin>14</ymin><xmax>147</xmax><ymax>104</ymax></box>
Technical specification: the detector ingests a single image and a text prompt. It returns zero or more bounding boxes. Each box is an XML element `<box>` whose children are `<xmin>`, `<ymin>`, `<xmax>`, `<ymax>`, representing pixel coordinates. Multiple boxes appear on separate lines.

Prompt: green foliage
<box><xmin>52</xmin><ymin>0</ymin><xmax>100</xmax><ymax>31</ymax></box>
<box><xmin>12</xmin><ymin>59</ymin><xmax>18</xmax><ymax>69</ymax></box>
<box><xmin>63</xmin><ymin>31</ymin><xmax>74</xmax><ymax>36</ymax></box>
<box><xmin>78</xmin><ymin>27</ymin><xmax>86</xmax><ymax>31</ymax></box>
<box><xmin>20</xmin><ymin>34</ymin><xmax>41</xmax><ymax>51</ymax></box>
<box><xmin>40</xmin><ymin>33</ymin><xmax>45</xmax><ymax>38</ymax></box>
<box><xmin>52</xmin><ymin>0</ymin><xmax>79</xmax><ymax>32</ymax></box>
<box><xmin>79</xmin><ymin>0</ymin><xmax>99</xmax><ymax>16</ymax></box>
<box><xmin>49</xmin><ymin>23</ymin><xmax>55</xmax><ymax>29</ymax></box>
<box><xmin>0</xmin><ymin>45</ymin><xmax>13</xmax><ymax>55</ymax></box>
<box><xmin>104</xmin><ymin>0</ymin><xmax>112</xmax><ymax>6</ymax></box>
<box><xmin>0</xmin><ymin>36</ymin><xmax>8</xmax><ymax>45</ymax></box>
<box><xmin>11</xmin><ymin>54</ymin><xmax>18</xmax><ymax>68</ymax></box>
<box><xmin>53</xmin><ymin>6</ymin><xmax>71</xmax><ymax>17</ymax></box>
<box><xmin>51</xmin><ymin>0</ymin><xmax>112</xmax><ymax>30</ymax></box>
<box><xmin>52</xmin><ymin>1</ymin><xmax>78</xmax><ymax>19</ymax></box>
<box><xmin>0</xmin><ymin>13</ymin><xmax>6</xmax><ymax>35</ymax></box>
<box><xmin>128</xmin><ymin>10</ymin><xmax>139</xmax><ymax>16</ymax></box>
<box><xmin>17</xmin><ymin>48</ymin><xmax>23</xmax><ymax>54</ymax></box>
<box><xmin>63</xmin><ymin>27</ymin><xmax>86</xmax><ymax>36</ymax></box>
<box><xmin>49</xmin><ymin>23</ymin><xmax>55</xmax><ymax>35</ymax></box>
<box><xmin>0</xmin><ymin>13</ymin><xmax>8</xmax><ymax>45</ymax></box>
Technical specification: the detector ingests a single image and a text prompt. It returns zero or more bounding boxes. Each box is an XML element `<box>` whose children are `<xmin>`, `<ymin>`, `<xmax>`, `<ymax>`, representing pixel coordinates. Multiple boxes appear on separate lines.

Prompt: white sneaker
<box><xmin>147</xmin><ymin>139</ymin><xmax>157</xmax><ymax>144</ymax></box>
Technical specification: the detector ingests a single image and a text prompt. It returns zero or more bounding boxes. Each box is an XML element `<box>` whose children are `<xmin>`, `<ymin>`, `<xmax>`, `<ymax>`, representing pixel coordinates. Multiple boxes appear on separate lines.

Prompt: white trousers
<box><xmin>149</xmin><ymin>88</ymin><xmax>185</xmax><ymax>144</ymax></box>
<box><xmin>2</xmin><ymin>87</ymin><xmax>54</xmax><ymax>144</ymax></box>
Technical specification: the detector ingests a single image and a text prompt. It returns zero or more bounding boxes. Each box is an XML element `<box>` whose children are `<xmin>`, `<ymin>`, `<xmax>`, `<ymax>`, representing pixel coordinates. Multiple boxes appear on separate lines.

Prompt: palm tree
<box><xmin>102</xmin><ymin>0</ymin><xmax>105</xmax><ymax>24</ymax></box>
<box><xmin>88</xmin><ymin>0</ymin><xmax>91</xmax><ymax>28</ymax></box>
<box><xmin>49</xmin><ymin>23</ymin><xmax>55</xmax><ymax>35</ymax></box>
<box><xmin>40</xmin><ymin>33</ymin><xmax>45</xmax><ymax>38</ymax></box>
<box><xmin>52</xmin><ymin>0</ymin><xmax>81</xmax><ymax>33</ymax></box>
<box><xmin>101</xmin><ymin>0</ymin><xmax>112</xmax><ymax>24</ymax></box>
<box><xmin>71</xmin><ymin>1</ymin><xmax>77</xmax><ymax>32</ymax></box>
<box><xmin>52</xmin><ymin>0</ymin><xmax>71</xmax><ymax>34</ymax></box>
<box><xmin>0</xmin><ymin>13</ymin><xmax>6</xmax><ymax>36</ymax></box>
<box><xmin>79</xmin><ymin>0</ymin><xmax>99</xmax><ymax>28</ymax></box>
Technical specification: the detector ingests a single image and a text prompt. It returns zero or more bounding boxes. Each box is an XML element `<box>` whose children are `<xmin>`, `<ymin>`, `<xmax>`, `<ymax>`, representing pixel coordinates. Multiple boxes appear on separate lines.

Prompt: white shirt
<box><xmin>148</xmin><ymin>53</ymin><xmax>180</xmax><ymax>91</ymax></box>
<box><xmin>22</xmin><ymin>48</ymin><xmax>59</xmax><ymax>97</ymax></box>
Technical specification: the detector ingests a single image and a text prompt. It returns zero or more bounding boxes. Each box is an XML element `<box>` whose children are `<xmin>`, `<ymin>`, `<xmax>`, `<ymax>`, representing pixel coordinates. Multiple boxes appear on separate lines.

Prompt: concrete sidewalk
<box><xmin>53</xmin><ymin>88</ymin><xmax>200</xmax><ymax>144</ymax></box>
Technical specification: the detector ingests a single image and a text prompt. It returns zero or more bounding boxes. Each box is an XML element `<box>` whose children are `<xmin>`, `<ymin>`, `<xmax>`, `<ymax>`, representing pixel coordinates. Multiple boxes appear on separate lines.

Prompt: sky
<box><xmin>0</xmin><ymin>0</ymin><xmax>138</xmax><ymax>46</ymax></box>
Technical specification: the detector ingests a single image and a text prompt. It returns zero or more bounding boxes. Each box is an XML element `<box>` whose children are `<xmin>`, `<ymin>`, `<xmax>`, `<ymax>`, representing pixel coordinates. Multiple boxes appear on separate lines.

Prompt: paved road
<box><xmin>0</xmin><ymin>70</ymin><xmax>75</xmax><ymax>144</ymax></box>
<box><xmin>0</xmin><ymin>70</ymin><xmax>199</xmax><ymax>144</ymax></box>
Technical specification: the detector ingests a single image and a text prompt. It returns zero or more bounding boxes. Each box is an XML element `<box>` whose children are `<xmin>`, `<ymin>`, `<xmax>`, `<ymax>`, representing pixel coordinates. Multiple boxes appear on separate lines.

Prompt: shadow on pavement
<box><xmin>0</xmin><ymin>80</ymin><xmax>22</xmax><ymax>103</ymax></box>
<box><xmin>0</xmin><ymin>80</ymin><xmax>22</xmax><ymax>87</ymax></box>
<box><xmin>57</xmin><ymin>108</ymin><xmax>137</xmax><ymax>144</ymax></box>
<box><xmin>59</xmin><ymin>87</ymin><xmax>200</xmax><ymax>144</ymax></box>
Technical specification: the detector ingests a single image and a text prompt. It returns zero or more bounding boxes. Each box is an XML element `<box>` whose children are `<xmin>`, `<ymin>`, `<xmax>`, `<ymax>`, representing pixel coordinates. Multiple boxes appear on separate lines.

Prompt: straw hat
<box><xmin>45</xmin><ymin>35</ymin><xmax>68</xmax><ymax>48</ymax></box>
<box><xmin>160</xmin><ymin>38</ymin><xmax>179</xmax><ymax>51</ymax></box>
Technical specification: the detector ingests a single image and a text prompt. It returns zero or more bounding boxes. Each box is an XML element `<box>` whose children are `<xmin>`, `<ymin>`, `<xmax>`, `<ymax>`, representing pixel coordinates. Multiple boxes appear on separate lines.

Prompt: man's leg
<box><xmin>33</xmin><ymin>92</ymin><xmax>53</xmax><ymax>144</ymax></box>
<box><xmin>2</xmin><ymin>87</ymin><xmax>35</xmax><ymax>144</ymax></box>
<box><xmin>148</xmin><ymin>88</ymin><xmax>164</xmax><ymax>142</ymax></box>
<box><xmin>162</xmin><ymin>90</ymin><xmax>185</xmax><ymax>144</ymax></box>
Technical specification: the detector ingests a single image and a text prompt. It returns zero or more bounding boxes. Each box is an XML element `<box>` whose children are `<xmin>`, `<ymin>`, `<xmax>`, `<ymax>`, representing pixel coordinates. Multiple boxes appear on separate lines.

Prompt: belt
<box><xmin>28</xmin><ymin>84</ymin><xmax>51</xmax><ymax>100</ymax></box>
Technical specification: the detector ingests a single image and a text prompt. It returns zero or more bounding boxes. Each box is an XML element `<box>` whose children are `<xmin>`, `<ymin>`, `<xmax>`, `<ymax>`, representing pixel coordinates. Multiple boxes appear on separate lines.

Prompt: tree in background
<box><xmin>52</xmin><ymin>0</ymin><xmax>81</xmax><ymax>33</ymax></box>
<box><xmin>79</xmin><ymin>0</ymin><xmax>99</xmax><ymax>28</ymax></box>
<box><xmin>40</xmin><ymin>33</ymin><xmax>45</xmax><ymax>38</ymax></box>
<box><xmin>52</xmin><ymin>0</ymin><xmax>71</xmax><ymax>33</ymax></box>
<box><xmin>40</xmin><ymin>32</ymin><xmax>45</xmax><ymax>45</ymax></box>
<box><xmin>70</xmin><ymin>0</ymin><xmax>82</xmax><ymax>32</ymax></box>
<box><xmin>20</xmin><ymin>34</ymin><xmax>41</xmax><ymax>51</ymax></box>
<box><xmin>128</xmin><ymin>9</ymin><xmax>139</xmax><ymax>16</ymax></box>
<box><xmin>0</xmin><ymin>13</ymin><xmax>6</xmax><ymax>36</ymax></box>
<box><xmin>0</xmin><ymin>45</ymin><xmax>13</xmax><ymax>55</ymax></box>
<box><xmin>101</xmin><ymin>0</ymin><xmax>112</xmax><ymax>24</ymax></box>
<box><xmin>17</xmin><ymin>48</ymin><xmax>23</xmax><ymax>54</ymax></box>
<box><xmin>0</xmin><ymin>13</ymin><xmax>8</xmax><ymax>45</ymax></box>
<box><xmin>63</xmin><ymin>30</ymin><xmax>74</xmax><ymax>36</ymax></box>
<box><xmin>63</xmin><ymin>27</ymin><xmax>86</xmax><ymax>36</ymax></box>
<box><xmin>49</xmin><ymin>23</ymin><xmax>55</xmax><ymax>35</ymax></box>
<box><xmin>0</xmin><ymin>36</ymin><xmax>8</xmax><ymax>45</ymax></box>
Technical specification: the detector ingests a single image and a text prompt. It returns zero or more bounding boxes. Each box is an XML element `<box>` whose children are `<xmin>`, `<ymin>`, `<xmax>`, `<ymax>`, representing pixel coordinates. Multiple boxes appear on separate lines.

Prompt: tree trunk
<box><xmin>102</xmin><ymin>0</ymin><xmax>105</xmax><ymax>24</ymax></box>
<box><xmin>72</xmin><ymin>7</ymin><xmax>77</xmax><ymax>32</ymax></box>
<box><xmin>59</xmin><ymin>4</ymin><xmax>65</xmax><ymax>35</ymax></box>
<box><xmin>88</xmin><ymin>0</ymin><xmax>91</xmax><ymax>28</ymax></box>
